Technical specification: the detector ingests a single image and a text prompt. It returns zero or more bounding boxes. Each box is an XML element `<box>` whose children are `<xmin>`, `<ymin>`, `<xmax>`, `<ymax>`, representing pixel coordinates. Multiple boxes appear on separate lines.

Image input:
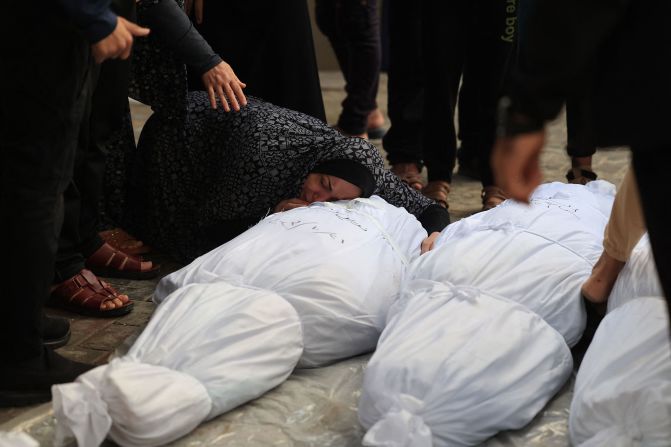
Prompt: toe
<box><xmin>140</xmin><ymin>261</ymin><xmax>153</xmax><ymax>271</ymax></box>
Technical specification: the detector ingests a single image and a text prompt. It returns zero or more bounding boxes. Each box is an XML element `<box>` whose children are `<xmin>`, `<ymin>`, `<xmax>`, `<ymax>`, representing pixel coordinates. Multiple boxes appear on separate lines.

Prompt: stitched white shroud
<box><xmin>52</xmin><ymin>196</ymin><xmax>426</xmax><ymax>447</ymax></box>
<box><xmin>359</xmin><ymin>280</ymin><xmax>573</xmax><ymax>447</ymax></box>
<box><xmin>359</xmin><ymin>182</ymin><xmax>617</xmax><ymax>447</ymax></box>
<box><xmin>569</xmin><ymin>237</ymin><xmax>670</xmax><ymax>447</ymax></box>
<box><xmin>407</xmin><ymin>181</ymin><xmax>615</xmax><ymax>347</ymax></box>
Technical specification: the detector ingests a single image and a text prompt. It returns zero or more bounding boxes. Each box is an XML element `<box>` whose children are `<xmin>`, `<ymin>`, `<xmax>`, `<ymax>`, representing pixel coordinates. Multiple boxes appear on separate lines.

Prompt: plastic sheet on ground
<box><xmin>16</xmin><ymin>346</ymin><xmax>572</xmax><ymax>446</ymax></box>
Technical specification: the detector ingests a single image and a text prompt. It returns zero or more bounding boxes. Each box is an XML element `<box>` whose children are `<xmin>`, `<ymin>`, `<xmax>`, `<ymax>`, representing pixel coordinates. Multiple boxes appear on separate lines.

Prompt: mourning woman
<box><xmin>121</xmin><ymin>0</ymin><xmax>449</xmax><ymax>262</ymax></box>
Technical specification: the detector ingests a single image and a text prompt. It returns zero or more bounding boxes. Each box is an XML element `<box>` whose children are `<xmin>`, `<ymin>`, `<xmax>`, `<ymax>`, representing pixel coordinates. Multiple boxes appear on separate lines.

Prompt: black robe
<box><xmin>186</xmin><ymin>0</ymin><xmax>326</xmax><ymax>122</ymax></box>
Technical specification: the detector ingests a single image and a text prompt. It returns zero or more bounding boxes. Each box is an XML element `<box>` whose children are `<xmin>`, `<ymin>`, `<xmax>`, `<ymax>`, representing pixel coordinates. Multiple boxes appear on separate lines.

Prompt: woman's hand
<box><xmin>185</xmin><ymin>0</ymin><xmax>204</xmax><ymax>24</ymax></box>
<box><xmin>202</xmin><ymin>61</ymin><xmax>247</xmax><ymax>111</ymax></box>
<box><xmin>420</xmin><ymin>232</ymin><xmax>441</xmax><ymax>255</ymax></box>
<box><xmin>274</xmin><ymin>198</ymin><xmax>310</xmax><ymax>213</ymax></box>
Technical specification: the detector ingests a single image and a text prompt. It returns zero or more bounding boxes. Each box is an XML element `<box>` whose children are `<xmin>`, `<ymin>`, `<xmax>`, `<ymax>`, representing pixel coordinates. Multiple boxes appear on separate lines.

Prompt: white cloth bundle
<box><xmin>359</xmin><ymin>279</ymin><xmax>573</xmax><ymax>447</ymax></box>
<box><xmin>608</xmin><ymin>235</ymin><xmax>663</xmax><ymax>312</ymax></box>
<box><xmin>53</xmin><ymin>282</ymin><xmax>304</xmax><ymax>447</ymax></box>
<box><xmin>406</xmin><ymin>182</ymin><xmax>615</xmax><ymax>347</ymax></box>
<box><xmin>53</xmin><ymin>196</ymin><xmax>426</xmax><ymax>446</ymax></box>
<box><xmin>569</xmin><ymin>297</ymin><xmax>671</xmax><ymax>446</ymax></box>
<box><xmin>156</xmin><ymin>196</ymin><xmax>426</xmax><ymax>367</ymax></box>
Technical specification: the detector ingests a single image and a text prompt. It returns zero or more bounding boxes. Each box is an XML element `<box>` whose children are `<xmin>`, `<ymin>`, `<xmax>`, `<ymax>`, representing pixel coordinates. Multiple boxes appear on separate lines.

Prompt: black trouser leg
<box><xmin>54</xmin><ymin>181</ymin><xmax>89</xmax><ymax>282</ymax></box>
<box><xmin>55</xmin><ymin>65</ymin><xmax>103</xmax><ymax>281</ymax></box>
<box><xmin>631</xmin><ymin>147</ymin><xmax>671</xmax><ymax>326</ymax></box>
<box><xmin>0</xmin><ymin>14</ymin><xmax>91</xmax><ymax>363</ymax></box>
<box><xmin>55</xmin><ymin>45</ymin><xmax>134</xmax><ymax>281</ymax></box>
<box><xmin>566</xmin><ymin>96</ymin><xmax>597</xmax><ymax>159</ymax></box>
<box><xmin>316</xmin><ymin>0</ymin><xmax>381</xmax><ymax>134</ymax></box>
<box><xmin>462</xmin><ymin>0</ymin><xmax>517</xmax><ymax>188</ymax></box>
<box><xmin>422</xmin><ymin>0</ymin><xmax>467</xmax><ymax>182</ymax></box>
<box><xmin>383</xmin><ymin>0</ymin><xmax>425</xmax><ymax>166</ymax></box>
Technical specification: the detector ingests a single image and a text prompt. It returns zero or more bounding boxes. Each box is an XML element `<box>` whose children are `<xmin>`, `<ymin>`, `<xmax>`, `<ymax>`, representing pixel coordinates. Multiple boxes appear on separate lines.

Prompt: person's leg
<box><xmin>465</xmin><ymin>0</ymin><xmax>517</xmax><ymax>210</ymax></box>
<box><xmin>631</xmin><ymin>147</ymin><xmax>671</xmax><ymax>319</ymax></box>
<box><xmin>582</xmin><ymin>166</ymin><xmax>647</xmax><ymax>303</ymax></box>
<box><xmin>0</xmin><ymin>7</ymin><xmax>93</xmax><ymax>405</ymax></box>
<box><xmin>383</xmin><ymin>0</ymin><xmax>425</xmax><ymax>187</ymax></box>
<box><xmin>455</xmin><ymin>72</ymin><xmax>481</xmax><ymax>180</ymax></box>
<box><xmin>315</xmin><ymin>0</ymin><xmax>351</xmax><ymax>93</ymax></box>
<box><xmin>566</xmin><ymin>93</ymin><xmax>598</xmax><ymax>184</ymax></box>
<box><xmin>332</xmin><ymin>0</ymin><xmax>382</xmax><ymax>137</ymax></box>
<box><xmin>422</xmin><ymin>0</ymin><xmax>467</xmax><ymax>187</ymax></box>
<box><xmin>53</xmin><ymin>58</ymin><xmax>152</xmax><ymax>315</ymax></box>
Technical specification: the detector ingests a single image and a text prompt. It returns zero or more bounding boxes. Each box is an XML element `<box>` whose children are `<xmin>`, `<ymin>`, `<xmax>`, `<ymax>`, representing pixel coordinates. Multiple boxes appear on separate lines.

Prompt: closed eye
<box><xmin>321</xmin><ymin>175</ymin><xmax>333</xmax><ymax>192</ymax></box>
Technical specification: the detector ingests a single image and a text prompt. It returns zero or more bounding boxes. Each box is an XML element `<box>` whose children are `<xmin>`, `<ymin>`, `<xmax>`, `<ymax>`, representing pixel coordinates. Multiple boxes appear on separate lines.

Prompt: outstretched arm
<box><xmin>138</xmin><ymin>0</ymin><xmax>246</xmax><ymax>110</ymax></box>
<box><xmin>57</xmin><ymin>0</ymin><xmax>150</xmax><ymax>63</ymax></box>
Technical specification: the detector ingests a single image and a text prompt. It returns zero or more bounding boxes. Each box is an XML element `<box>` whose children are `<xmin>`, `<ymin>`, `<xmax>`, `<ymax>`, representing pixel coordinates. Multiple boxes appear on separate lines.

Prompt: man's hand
<box><xmin>420</xmin><ymin>232</ymin><xmax>441</xmax><ymax>255</ymax></box>
<box><xmin>185</xmin><ymin>0</ymin><xmax>204</xmax><ymax>24</ymax></box>
<box><xmin>91</xmin><ymin>17</ymin><xmax>150</xmax><ymax>64</ymax></box>
<box><xmin>202</xmin><ymin>61</ymin><xmax>247</xmax><ymax>111</ymax></box>
<box><xmin>491</xmin><ymin>130</ymin><xmax>546</xmax><ymax>203</ymax></box>
<box><xmin>274</xmin><ymin>198</ymin><xmax>310</xmax><ymax>213</ymax></box>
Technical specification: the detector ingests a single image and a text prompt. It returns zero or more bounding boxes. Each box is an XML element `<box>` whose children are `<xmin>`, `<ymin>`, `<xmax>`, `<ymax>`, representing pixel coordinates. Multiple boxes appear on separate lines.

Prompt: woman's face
<box><xmin>300</xmin><ymin>173</ymin><xmax>362</xmax><ymax>203</ymax></box>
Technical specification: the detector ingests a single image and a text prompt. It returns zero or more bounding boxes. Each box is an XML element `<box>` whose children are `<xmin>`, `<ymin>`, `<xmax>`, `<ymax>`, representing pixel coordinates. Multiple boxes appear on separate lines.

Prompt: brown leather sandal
<box><xmin>481</xmin><ymin>186</ymin><xmax>508</xmax><ymax>211</ymax></box>
<box><xmin>422</xmin><ymin>180</ymin><xmax>450</xmax><ymax>208</ymax></box>
<box><xmin>391</xmin><ymin>162</ymin><xmax>425</xmax><ymax>190</ymax></box>
<box><xmin>49</xmin><ymin>269</ymin><xmax>134</xmax><ymax>318</ymax></box>
<box><xmin>86</xmin><ymin>242</ymin><xmax>160</xmax><ymax>280</ymax></box>
<box><xmin>99</xmin><ymin>228</ymin><xmax>151</xmax><ymax>255</ymax></box>
<box><xmin>566</xmin><ymin>167</ymin><xmax>598</xmax><ymax>185</ymax></box>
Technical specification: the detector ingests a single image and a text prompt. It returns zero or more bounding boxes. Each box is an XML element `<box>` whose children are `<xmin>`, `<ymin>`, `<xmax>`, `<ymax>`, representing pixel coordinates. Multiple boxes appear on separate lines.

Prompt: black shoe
<box><xmin>0</xmin><ymin>348</ymin><xmax>93</xmax><ymax>407</ymax></box>
<box><xmin>43</xmin><ymin>314</ymin><xmax>71</xmax><ymax>349</ymax></box>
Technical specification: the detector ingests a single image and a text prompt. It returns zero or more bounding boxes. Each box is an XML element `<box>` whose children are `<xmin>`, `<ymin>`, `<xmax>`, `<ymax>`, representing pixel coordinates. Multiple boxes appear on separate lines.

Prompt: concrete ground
<box><xmin>0</xmin><ymin>71</ymin><xmax>629</xmax><ymax>441</ymax></box>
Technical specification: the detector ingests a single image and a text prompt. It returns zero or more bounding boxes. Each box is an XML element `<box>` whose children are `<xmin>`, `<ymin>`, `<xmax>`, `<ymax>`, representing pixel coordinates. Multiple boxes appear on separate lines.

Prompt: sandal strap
<box><xmin>52</xmin><ymin>269</ymin><xmax>119</xmax><ymax>310</ymax></box>
<box><xmin>86</xmin><ymin>243</ymin><xmax>144</xmax><ymax>272</ymax></box>
<box><xmin>422</xmin><ymin>180</ymin><xmax>450</xmax><ymax>208</ymax></box>
<box><xmin>400</xmin><ymin>173</ymin><xmax>425</xmax><ymax>189</ymax></box>
<box><xmin>99</xmin><ymin>228</ymin><xmax>149</xmax><ymax>254</ymax></box>
<box><xmin>99</xmin><ymin>228</ymin><xmax>136</xmax><ymax>244</ymax></box>
<box><xmin>481</xmin><ymin>186</ymin><xmax>508</xmax><ymax>201</ymax></box>
<box><xmin>481</xmin><ymin>186</ymin><xmax>509</xmax><ymax>210</ymax></box>
<box><xmin>566</xmin><ymin>167</ymin><xmax>598</xmax><ymax>185</ymax></box>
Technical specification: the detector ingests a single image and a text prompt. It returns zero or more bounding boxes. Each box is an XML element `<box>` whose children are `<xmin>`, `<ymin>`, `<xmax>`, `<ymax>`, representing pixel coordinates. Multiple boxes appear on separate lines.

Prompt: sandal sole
<box><xmin>43</xmin><ymin>329</ymin><xmax>71</xmax><ymax>349</ymax></box>
<box><xmin>46</xmin><ymin>296</ymin><xmax>134</xmax><ymax>318</ymax></box>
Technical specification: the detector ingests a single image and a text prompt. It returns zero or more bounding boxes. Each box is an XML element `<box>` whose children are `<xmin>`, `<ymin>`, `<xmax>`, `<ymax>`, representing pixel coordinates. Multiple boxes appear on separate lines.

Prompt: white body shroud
<box><xmin>359</xmin><ymin>182</ymin><xmax>617</xmax><ymax>447</ymax></box>
<box><xmin>570</xmin><ymin>239</ymin><xmax>670</xmax><ymax>447</ymax></box>
<box><xmin>52</xmin><ymin>197</ymin><xmax>426</xmax><ymax>447</ymax></box>
<box><xmin>359</xmin><ymin>280</ymin><xmax>573</xmax><ymax>447</ymax></box>
<box><xmin>407</xmin><ymin>181</ymin><xmax>615</xmax><ymax>347</ymax></box>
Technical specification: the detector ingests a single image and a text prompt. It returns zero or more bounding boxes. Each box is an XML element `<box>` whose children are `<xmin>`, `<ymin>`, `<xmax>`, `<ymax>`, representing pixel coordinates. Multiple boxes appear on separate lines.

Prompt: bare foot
<box><xmin>581</xmin><ymin>251</ymin><xmax>626</xmax><ymax>304</ymax></box>
<box><xmin>50</xmin><ymin>269</ymin><xmax>133</xmax><ymax>314</ymax></box>
<box><xmin>101</xmin><ymin>293</ymin><xmax>131</xmax><ymax>311</ymax></box>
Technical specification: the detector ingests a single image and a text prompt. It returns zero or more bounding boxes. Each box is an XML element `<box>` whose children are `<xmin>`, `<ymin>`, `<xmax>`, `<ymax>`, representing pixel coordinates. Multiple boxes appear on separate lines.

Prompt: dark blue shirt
<box><xmin>58</xmin><ymin>0</ymin><xmax>117</xmax><ymax>43</ymax></box>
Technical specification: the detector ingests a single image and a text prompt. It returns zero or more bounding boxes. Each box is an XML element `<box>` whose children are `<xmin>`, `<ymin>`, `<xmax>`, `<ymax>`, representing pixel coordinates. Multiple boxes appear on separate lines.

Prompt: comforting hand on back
<box><xmin>202</xmin><ymin>61</ymin><xmax>247</xmax><ymax>111</ymax></box>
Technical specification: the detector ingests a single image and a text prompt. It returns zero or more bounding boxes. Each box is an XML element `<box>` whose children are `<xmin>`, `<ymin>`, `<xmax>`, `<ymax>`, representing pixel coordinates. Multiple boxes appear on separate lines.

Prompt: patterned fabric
<box><xmin>128</xmin><ymin>94</ymin><xmax>438</xmax><ymax>261</ymax></box>
<box><xmin>130</xmin><ymin>0</ymin><xmax>187</xmax><ymax>116</ymax></box>
<box><xmin>116</xmin><ymin>0</ymin><xmax>439</xmax><ymax>261</ymax></box>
